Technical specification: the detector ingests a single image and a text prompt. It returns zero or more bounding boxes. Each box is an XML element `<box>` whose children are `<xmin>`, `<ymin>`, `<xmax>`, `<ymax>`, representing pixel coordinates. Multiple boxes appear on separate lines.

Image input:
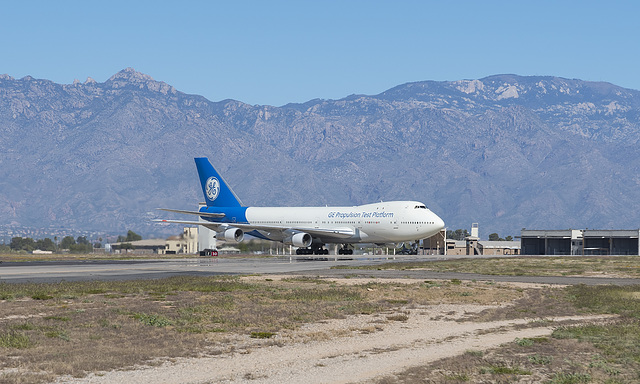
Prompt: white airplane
<box><xmin>156</xmin><ymin>157</ymin><xmax>445</xmax><ymax>255</ymax></box>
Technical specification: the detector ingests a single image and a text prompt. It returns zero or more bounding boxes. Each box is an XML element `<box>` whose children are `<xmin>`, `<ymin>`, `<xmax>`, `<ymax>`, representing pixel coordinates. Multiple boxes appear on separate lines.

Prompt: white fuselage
<box><xmin>244</xmin><ymin>201</ymin><xmax>445</xmax><ymax>244</ymax></box>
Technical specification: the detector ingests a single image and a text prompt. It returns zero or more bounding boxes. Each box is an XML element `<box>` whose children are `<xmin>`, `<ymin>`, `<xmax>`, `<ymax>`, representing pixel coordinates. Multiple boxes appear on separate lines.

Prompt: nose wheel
<box><xmin>398</xmin><ymin>241</ymin><xmax>419</xmax><ymax>255</ymax></box>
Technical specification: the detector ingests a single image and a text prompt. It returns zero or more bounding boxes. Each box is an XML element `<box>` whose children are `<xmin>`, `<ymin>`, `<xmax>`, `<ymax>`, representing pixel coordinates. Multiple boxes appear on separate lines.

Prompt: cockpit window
<box><xmin>414</xmin><ymin>205</ymin><xmax>427</xmax><ymax>209</ymax></box>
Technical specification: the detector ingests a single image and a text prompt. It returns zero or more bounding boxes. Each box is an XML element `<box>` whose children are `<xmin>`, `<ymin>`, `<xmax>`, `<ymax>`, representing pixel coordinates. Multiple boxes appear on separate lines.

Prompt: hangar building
<box><xmin>520</xmin><ymin>229</ymin><xmax>640</xmax><ymax>255</ymax></box>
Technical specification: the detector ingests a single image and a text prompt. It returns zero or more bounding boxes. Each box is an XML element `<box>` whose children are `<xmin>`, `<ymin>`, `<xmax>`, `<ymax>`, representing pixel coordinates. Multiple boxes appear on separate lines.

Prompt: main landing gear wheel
<box><xmin>338</xmin><ymin>246</ymin><xmax>353</xmax><ymax>255</ymax></box>
<box><xmin>296</xmin><ymin>248</ymin><xmax>310</xmax><ymax>255</ymax></box>
<box><xmin>296</xmin><ymin>246</ymin><xmax>329</xmax><ymax>255</ymax></box>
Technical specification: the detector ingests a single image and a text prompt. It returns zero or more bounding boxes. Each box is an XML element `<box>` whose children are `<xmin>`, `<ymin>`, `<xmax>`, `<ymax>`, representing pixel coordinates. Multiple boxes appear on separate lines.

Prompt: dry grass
<box><xmin>1</xmin><ymin>272</ymin><xmax>639</xmax><ymax>383</ymax></box>
<box><xmin>344</xmin><ymin>255</ymin><xmax>640</xmax><ymax>278</ymax></box>
<box><xmin>376</xmin><ymin>337</ymin><xmax>606</xmax><ymax>384</ymax></box>
<box><xmin>0</xmin><ymin>276</ymin><xmax>521</xmax><ymax>382</ymax></box>
<box><xmin>375</xmin><ymin>283</ymin><xmax>640</xmax><ymax>384</ymax></box>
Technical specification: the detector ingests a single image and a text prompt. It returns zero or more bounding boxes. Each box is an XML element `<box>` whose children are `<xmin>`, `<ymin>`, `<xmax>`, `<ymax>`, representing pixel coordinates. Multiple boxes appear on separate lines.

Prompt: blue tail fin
<box><xmin>194</xmin><ymin>157</ymin><xmax>243</xmax><ymax>207</ymax></box>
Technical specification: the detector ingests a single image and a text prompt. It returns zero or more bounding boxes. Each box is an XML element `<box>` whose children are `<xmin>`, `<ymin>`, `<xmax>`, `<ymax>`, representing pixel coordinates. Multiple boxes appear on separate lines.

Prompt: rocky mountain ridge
<box><xmin>1</xmin><ymin>68</ymin><xmax>639</xmax><ymax>239</ymax></box>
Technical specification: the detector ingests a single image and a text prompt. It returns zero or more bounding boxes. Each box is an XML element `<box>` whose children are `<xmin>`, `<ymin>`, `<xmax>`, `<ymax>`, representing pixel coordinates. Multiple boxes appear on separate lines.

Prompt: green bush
<box><xmin>0</xmin><ymin>331</ymin><xmax>33</xmax><ymax>349</ymax></box>
<box><xmin>250</xmin><ymin>331</ymin><xmax>275</xmax><ymax>339</ymax></box>
<box><xmin>132</xmin><ymin>313</ymin><xmax>173</xmax><ymax>327</ymax></box>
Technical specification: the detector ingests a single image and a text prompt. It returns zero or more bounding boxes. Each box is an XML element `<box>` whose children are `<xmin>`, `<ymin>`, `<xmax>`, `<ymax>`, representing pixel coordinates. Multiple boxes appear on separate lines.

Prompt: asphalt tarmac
<box><xmin>1</xmin><ymin>255</ymin><xmax>638</xmax><ymax>286</ymax></box>
<box><xmin>0</xmin><ymin>256</ymin><xmax>385</xmax><ymax>283</ymax></box>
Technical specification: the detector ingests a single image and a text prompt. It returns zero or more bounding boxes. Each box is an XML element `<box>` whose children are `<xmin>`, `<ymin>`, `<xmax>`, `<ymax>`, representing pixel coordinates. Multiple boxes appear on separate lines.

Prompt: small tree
<box><xmin>446</xmin><ymin>229</ymin><xmax>469</xmax><ymax>240</ymax></box>
<box><xmin>488</xmin><ymin>233</ymin><xmax>506</xmax><ymax>241</ymax></box>
<box><xmin>237</xmin><ymin>242</ymin><xmax>249</xmax><ymax>253</ymax></box>
<box><xmin>69</xmin><ymin>243</ymin><xmax>93</xmax><ymax>254</ymax></box>
<box><xmin>60</xmin><ymin>236</ymin><xmax>76</xmax><ymax>250</ymax></box>
<box><xmin>126</xmin><ymin>230</ymin><xmax>142</xmax><ymax>242</ymax></box>
<box><xmin>35</xmin><ymin>238</ymin><xmax>56</xmax><ymax>251</ymax></box>
<box><xmin>10</xmin><ymin>237</ymin><xmax>35</xmax><ymax>252</ymax></box>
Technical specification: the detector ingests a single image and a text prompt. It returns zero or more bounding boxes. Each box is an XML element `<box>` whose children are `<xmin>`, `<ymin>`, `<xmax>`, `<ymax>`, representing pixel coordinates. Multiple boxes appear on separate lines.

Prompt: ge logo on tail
<box><xmin>205</xmin><ymin>177</ymin><xmax>220</xmax><ymax>201</ymax></box>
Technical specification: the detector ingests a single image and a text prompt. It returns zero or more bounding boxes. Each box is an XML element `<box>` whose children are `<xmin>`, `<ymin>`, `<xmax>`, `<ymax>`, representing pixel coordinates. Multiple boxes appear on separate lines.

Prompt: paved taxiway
<box><xmin>0</xmin><ymin>256</ymin><xmax>394</xmax><ymax>283</ymax></box>
<box><xmin>1</xmin><ymin>255</ymin><xmax>639</xmax><ymax>286</ymax></box>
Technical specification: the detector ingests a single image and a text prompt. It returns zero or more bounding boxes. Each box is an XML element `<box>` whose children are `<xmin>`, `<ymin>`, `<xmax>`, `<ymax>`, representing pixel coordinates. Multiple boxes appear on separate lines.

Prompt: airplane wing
<box><xmin>154</xmin><ymin>219</ymin><xmax>354</xmax><ymax>240</ymax></box>
<box><xmin>157</xmin><ymin>208</ymin><xmax>225</xmax><ymax>218</ymax></box>
<box><xmin>229</xmin><ymin>223</ymin><xmax>355</xmax><ymax>239</ymax></box>
<box><xmin>293</xmin><ymin>227</ymin><xmax>355</xmax><ymax>239</ymax></box>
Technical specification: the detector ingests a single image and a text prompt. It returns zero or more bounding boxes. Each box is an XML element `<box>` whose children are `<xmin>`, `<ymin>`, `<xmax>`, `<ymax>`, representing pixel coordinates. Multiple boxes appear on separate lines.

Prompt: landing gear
<box><xmin>397</xmin><ymin>241</ymin><xmax>419</xmax><ymax>255</ymax></box>
<box><xmin>295</xmin><ymin>248</ymin><xmax>310</xmax><ymax>255</ymax></box>
<box><xmin>296</xmin><ymin>244</ymin><xmax>329</xmax><ymax>255</ymax></box>
<box><xmin>338</xmin><ymin>245</ymin><xmax>354</xmax><ymax>255</ymax></box>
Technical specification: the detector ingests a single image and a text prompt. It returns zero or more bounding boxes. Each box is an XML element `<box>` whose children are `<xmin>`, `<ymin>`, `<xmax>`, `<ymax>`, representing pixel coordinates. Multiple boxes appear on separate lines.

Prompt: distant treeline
<box><xmin>6</xmin><ymin>230</ymin><xmax>143</xmax><ymax>253</ymax></box>
<box><xmin>8</xmin><ymin>236</ymin><xmax>95</xmax><ymax>253</ymax></box>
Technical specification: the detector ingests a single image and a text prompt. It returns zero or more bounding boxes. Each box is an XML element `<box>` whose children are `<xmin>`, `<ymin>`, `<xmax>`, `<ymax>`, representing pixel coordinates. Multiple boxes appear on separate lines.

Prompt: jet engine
<box><xmin>285</xmin><ymin>232</ymin><xmax>312</xmax><ymax>248</ymax></box>
<box><xmin>218</xmin><ymin>227</ymin><xmax>244</xmax><ymax>242</ymax></box>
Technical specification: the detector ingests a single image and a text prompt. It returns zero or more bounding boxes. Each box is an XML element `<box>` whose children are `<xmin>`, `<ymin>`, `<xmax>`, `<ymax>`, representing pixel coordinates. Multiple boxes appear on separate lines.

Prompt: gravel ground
<box><xmin>57</xmin><ymin>303</ymin><xmax>613</xmax><ymax>384</ymax></box>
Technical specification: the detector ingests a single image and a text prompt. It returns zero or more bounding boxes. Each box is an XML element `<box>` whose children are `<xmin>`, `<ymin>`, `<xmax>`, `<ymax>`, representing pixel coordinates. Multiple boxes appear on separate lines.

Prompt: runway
<box><xmin>1</xmin><ymin>255</ymin><xmax>638</xmax><ymax>286</ymax></box>
<box><xmin>0</xmin><ymin>256</ymin><xmax>406</xmax><ymax>283</ymax></box>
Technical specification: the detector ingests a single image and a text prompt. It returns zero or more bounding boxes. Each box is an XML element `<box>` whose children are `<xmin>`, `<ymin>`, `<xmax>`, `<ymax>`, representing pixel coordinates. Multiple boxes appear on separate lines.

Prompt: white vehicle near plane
<box><xmin>156</xmin><ymin>157</ymin><xmax>445</xmax><ymax>255</ymax></box>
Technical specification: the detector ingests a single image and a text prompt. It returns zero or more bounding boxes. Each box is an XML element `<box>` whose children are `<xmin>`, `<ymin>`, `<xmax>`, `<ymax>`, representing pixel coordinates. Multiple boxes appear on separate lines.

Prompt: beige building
<box><xmin>478</xmin><ymin>241</ymin><xmax>520</xmax><ymax>255</ymax></box>
<box><xmin>111</xmin><ymin>227</ymin><xmax>199</xmax><ymax>255</ymax></box>
<box><xmin>444</xmin><ymin>239</ymin><xmax>520</xmax><ymax>256</ymax></box>
<box><xmin>165</xmin><ymin>227</ymin><xmax>198</xmax><ymax>254</ymax></box>
<box><xmin>445</xmin><ymin>239</ymin><xmax>467</xmax><ymax>255</ymax></box>
<box><xmin>431</xmin><ymin>223</ymin><xmax>521</xmax><ymax>256</ymax></box>
<box><xmin>422</xmin><ymin>229</ymin><xmax>446</xmax><ymax>254</ymax></box>
<box><xmin>110</xmin><ymin>239</ymin><xmax>166</xmax><ymax>254</ymax></box>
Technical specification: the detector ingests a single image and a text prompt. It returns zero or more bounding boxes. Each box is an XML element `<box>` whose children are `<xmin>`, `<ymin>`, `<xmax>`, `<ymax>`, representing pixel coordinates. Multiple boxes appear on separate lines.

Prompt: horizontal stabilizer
<box><xmin>153</xmin><ymin>219</ymin><xmax>207</xmax><ymax>226</ymax></box>
<box><xmin>152</xmin><ymin>219</ymin><xmax>223</xmax><ymax>231</ymax></box>
<box><xmin>157</xmin><ymin>208</ymin><xmax>225</xmax><ymax>218</ymax></box>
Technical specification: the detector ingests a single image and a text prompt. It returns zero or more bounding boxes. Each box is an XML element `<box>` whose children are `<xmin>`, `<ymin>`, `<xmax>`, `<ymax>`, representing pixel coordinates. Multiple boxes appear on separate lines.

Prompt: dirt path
<box><xmin>59</xmin><ymin>304</ymin><xmax>613</xmax><ymax>384</ymax></box>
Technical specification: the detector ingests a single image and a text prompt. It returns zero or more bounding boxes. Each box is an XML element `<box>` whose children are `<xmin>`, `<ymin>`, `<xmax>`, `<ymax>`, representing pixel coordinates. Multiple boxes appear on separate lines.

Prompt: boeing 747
<box><xmin>156</xmin><ymin>157</ymin><xmax>445</xmax><ymax>255</ymax></box>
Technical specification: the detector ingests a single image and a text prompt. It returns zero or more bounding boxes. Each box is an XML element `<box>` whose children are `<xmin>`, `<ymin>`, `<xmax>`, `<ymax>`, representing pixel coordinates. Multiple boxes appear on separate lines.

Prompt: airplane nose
<box><xmin>435</xmin><ymin>215</ymin><xmax>445</xmax><ymax>230</ymax></box>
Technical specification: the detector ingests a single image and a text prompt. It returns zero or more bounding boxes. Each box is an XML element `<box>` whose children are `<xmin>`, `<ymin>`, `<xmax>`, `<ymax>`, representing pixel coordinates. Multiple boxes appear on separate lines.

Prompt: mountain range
<box><xmin>1</xmin><ymin>68</ymin><xmax>640</xmax><ymax>240</ymax></box>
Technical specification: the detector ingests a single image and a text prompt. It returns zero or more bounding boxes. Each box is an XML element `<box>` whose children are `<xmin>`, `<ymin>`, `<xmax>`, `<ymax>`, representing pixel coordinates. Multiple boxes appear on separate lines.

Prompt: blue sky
<box><xmin>2</xmin><ymin>1</ymin><xmax>638</xmax><ymax>106</ymax></box>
